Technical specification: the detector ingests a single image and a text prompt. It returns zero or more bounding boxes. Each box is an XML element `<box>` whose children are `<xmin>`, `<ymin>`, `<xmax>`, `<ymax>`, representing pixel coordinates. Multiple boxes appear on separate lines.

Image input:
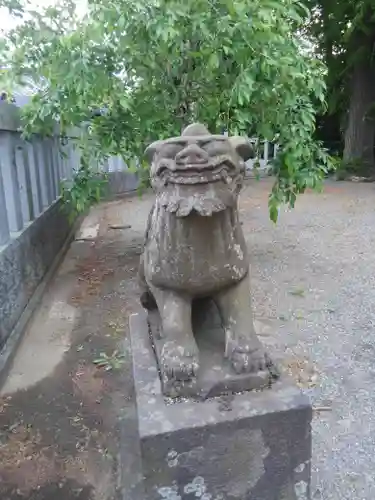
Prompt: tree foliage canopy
<box><xmin>0</xmin><ymin>0</ymin><xmax>331</xmax><ymax>220</ymax></box>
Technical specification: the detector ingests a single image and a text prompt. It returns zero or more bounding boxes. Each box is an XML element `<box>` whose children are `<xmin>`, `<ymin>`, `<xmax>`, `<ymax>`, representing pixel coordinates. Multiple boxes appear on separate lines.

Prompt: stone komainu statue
<box><xmin>139</xmin><ymin>124</ymin><xmax>272</xmax><ymax>394</ymax></box>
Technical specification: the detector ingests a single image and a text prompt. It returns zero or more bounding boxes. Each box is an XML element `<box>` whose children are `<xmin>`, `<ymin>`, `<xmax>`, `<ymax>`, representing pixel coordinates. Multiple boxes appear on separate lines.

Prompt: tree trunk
<box><xmin>343</xmin><ymin>30</ymin><xmax>375</xmax><ymax>173</ymax></box>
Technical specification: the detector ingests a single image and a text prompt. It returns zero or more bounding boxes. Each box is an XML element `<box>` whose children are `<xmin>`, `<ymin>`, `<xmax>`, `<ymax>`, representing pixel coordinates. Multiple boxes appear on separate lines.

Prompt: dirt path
<box><xmin>1</xmin><ymin>179</ymin><xmax>375</xmax><ymax>499</ymax></box>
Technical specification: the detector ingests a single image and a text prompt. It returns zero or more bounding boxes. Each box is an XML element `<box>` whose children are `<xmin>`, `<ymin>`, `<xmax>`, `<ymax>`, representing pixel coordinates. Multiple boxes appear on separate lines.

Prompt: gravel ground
<box><xmin>1</xmin><ymin>178</ymin><xmax>375</xmax><ymax>499</ymax></box>
<box><xmin>242</xmin><ymin>179</ymin><xmax>375</xmax><ymax>499</ymax></box>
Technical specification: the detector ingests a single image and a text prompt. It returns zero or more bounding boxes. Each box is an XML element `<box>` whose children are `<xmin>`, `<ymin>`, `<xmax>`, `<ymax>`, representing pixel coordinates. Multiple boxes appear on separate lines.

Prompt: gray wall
<box><xmin>0</xmin><ymin>200</ymin><xmax>72</xmax><ymax>349</ymax></box>
<box><xmin>107</xmin><ymin>170</ymin><xmax>140</xmax><ymax>196</ymax></box>
<box><xmin>0</xmin><ymin>102</ymin><xmax>76</xmax><ymax>352</ymax></box>
<box><xmin>104</xmin><ymin>155</ymin><xmax>140</xmax><ymax>195</ymax></box>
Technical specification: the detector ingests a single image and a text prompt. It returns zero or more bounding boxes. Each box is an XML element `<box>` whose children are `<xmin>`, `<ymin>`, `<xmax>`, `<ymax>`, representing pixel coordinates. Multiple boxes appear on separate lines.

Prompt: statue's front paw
<box><xmin>161</xmin><ymin>340</ymin><xmax>199</xmax><ymax>381</ymax></box>
<box><xmin>230</xmin><ymin>347</ymin><xmax>273</xmax><ymax>374</ymax></box>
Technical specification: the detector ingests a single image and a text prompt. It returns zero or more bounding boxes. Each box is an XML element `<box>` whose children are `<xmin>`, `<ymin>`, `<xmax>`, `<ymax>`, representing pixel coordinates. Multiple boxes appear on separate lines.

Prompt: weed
<box><xmin>93</xmin><ymin>350</ymin><xmax>125</xmax><ymax>371</ymax></box>
<box><xmin>289</xmin><ymin>288</ymin><xmax>305</xmax><ymax>297</ymax></box>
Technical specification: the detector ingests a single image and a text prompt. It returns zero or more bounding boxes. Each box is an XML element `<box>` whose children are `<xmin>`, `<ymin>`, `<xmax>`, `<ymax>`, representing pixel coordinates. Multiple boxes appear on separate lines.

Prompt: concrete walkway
<box><xmin>1</xmin><ymin>179</ymin><xmax>375</xmax><ymax>499</ymax></box>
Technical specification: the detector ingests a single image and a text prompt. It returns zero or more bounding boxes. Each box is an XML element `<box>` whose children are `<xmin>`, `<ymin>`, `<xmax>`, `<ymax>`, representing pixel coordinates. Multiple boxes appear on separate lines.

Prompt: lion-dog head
<box><xmin>145</xmin><ymin>123</ymin><xmax>253</xmax><ymax>217</ymax></box>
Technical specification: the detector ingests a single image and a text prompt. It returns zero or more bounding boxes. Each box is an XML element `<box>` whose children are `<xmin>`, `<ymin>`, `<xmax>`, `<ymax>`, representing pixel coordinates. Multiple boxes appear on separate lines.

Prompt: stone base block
<box><xmin>129</xmin><ymin>312</ymin><xmax>312</xmax><ymax>500</ymax></box>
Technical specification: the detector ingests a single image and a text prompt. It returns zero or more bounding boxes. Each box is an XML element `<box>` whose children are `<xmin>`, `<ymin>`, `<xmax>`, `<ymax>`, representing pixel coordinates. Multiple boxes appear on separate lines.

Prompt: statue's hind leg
<box><xmin>149</xmin><ymin>285</ymin><xmax>199</xmax><ymax>382</ymax></box>
<box><xmin>214</xmin><ymin>274</ymin><xmax>272</xmax><ymax>374</ymax></box>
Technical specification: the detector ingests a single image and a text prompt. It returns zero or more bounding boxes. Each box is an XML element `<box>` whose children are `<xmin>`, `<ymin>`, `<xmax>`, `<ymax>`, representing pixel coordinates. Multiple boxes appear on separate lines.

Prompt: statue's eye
<box><xmin>201</xmin><ymin>140</ymin><xmax>228</xmax><ymax>156</ymax></box>
<box><xmin>159</xmin><ymin>144</ymin><xmax>182</xmax><ymax>159</ymax></box>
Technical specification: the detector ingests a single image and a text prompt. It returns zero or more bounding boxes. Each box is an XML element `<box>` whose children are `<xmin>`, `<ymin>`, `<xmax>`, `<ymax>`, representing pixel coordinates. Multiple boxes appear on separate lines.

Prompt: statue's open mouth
<box><xmin>158</xmin><ymin>162</ymin><xmax>235</xmax><ymax>185</ymax></box>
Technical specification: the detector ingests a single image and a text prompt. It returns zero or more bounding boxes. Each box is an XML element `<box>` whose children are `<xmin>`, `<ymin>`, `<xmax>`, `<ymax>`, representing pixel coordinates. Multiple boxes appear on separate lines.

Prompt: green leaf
<box><xmin>269</xmin><ymin>201</ymin><xmax>279</xmax><ymax>223</ymax></box>
<box><xmin>208</xmin><ymin>53</ymin><xmax>219</xmax><ymax>69</ymax></box>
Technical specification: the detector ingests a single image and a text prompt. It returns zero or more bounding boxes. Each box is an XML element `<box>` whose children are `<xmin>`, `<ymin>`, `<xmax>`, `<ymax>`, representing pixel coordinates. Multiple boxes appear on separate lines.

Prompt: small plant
<box><xmin>324</xmin><ymin>154</ymin><xmax>340</xmax><ymax>176</ymax></box>
<box><xmin>93</xmin><ymin>350</ymin><xmax>125</xmax><ymax>371</ymax></box>
<box><xmin>335</xmin><ymin>156</ymin><xmax>371</xmax><ymax>180</ymax></box>
<box><xmin>289</xmin><ymin>287</ymin><xmax>305</xmax><ymax>297</ymax></box>
<box><xmin>106</xmin><ymin>320</ymin><xmax>125</xmax><ymax>338</ymax></box>
<box><xmin>294</xmin><ymin>310</ymin><xmax>305</xmax><ymax>320</ymax></box>
<box><xmin>61</xmin><ymin>157</ymin><xmax>108</xmax><ymax>221</ymax></box>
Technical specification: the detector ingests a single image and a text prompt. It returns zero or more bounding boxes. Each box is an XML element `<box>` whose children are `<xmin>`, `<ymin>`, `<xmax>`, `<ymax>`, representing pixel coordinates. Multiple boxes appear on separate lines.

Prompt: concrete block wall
<box><xmin>0</xmin><ymin>103</ymin><xmax>77</xmax><ymax>353</ymax></box>
<box><xmin>0</xmin><ymin>200</ymin><xmax>72</xmax><ymax>350</ymax></box>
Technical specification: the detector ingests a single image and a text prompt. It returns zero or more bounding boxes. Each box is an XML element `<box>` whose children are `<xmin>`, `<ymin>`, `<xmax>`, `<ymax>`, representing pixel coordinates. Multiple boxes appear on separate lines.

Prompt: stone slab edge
<box><xmin>0</xmin><ymin>205</ymin><xmax>82</xmax><ymax>389</ymax></box>
<box><xmin>129</xmin><ymin>311</ymin><xmax>311</xmax><ymax>439</ymax></box>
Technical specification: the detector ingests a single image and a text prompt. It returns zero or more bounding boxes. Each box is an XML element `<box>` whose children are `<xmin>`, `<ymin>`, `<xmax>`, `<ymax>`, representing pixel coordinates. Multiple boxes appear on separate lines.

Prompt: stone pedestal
<box><xmin>129</xmin><ymin>312</ymin><xmax>312</xmax><ymax>500</ymax></box>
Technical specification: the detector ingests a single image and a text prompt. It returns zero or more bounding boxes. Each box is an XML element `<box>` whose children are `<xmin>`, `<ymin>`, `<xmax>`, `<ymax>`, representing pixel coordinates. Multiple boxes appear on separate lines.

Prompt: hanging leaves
<box><xmin>0</xmin><ymin>0</ymin><xmax>331</xmax><ymax>220</ymax></box>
